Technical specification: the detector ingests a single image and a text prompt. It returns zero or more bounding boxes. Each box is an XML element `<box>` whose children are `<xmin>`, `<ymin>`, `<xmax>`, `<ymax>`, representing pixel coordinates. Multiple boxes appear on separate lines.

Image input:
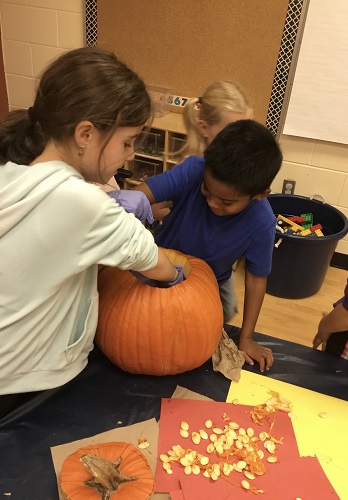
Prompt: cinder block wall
<box><xmin>0</xmin><ymin>0</ymin><xmax>347</xmax><ymax>255</ymax></box>
<box><xmin>0</xmin><ymin>0</ymin><xmax>84</xmax><ymax>109</ymax></box>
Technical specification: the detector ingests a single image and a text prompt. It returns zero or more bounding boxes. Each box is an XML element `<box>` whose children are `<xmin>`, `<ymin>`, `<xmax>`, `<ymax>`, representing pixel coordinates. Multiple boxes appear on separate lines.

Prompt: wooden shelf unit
<box><xmin>124</xmin><ymin>112</ymin><xmax>187</xmax><ymax>186</ymax></box>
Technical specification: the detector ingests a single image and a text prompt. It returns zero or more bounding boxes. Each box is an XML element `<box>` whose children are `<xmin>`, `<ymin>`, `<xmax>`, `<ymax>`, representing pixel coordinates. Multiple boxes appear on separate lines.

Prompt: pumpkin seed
<box><xmin>222</xmin><ymin>463</ymin><xmax>233</xmax><ymax>476</ymax></box>
<box><xmin>138</xmin><ymin>441</ymin><xmax>149</xmax><ymax>449</ymax></box>
<box><xmin>192</xmin><ymin>432</ymin><xmax>201</xmax><ymax>445</ymax></box>
<box><xmin>244</xmin><ymin>471</ymin><xmax>255</xmax><ymax>480</ymax></box>
<box><xmin>259</xmin><ymin>431</ymin><xmax>269</xmax><ymax>441</ymax></box>
<box><xmin>180</xmin><ymin>429</ymin><xmax>189</xmax><ymax>438</ymax></box>
<box><xmin>180</xmin><ymin>421</ymin><xmax>189</xmax><ymax>431</ymax></box>
<box><xmin>215</xmin><ymin>444</ymin><xmax>224</xmax><ymax>455</ymax></box>
<box><xmin>199</xmin><ymin>429</ymin><xmax>208</xmax><ymax>439</ymax></box>
<box><xmin>267</xmin><ymin>456</ymin><xmax>278</xmax><ymax>463</ymax></box>
<box><xmin>192</xmin><ymin>464</ymin><xmax>200</xmax><ymax>475</ymax></box>
<box><xmin>247</xmin><ymin>427</ymin><xmax>254</xmax><ymax>437</ymax></box>
<box><xmin>180</xmin><ymin>457</ymin><xmax>191</xmax><ymax>467</ymax></box>
<box><xmin>206</xmin><ymin>443</ymin><xmax>215</xmax><ymax>454</ymax></box>
<box><xmin>241</xmin><ymin>480</ymin><xmax>250</xmax><ymax>490</ymax></box>
<box><xmin>205</xmin><ymin>419</ymin><xmax>213</xmax><ymax>428</ymax></box>
<box><xmin>212</xmin><ymin>427</ymin><xmax>223</xmax><ymax>434</ymax></box>
<box><xmin>229</xmin><ymin>422</ymin><xmax>240</xmax><ymax>429</ymax></box>
<box><xmin>212</xmin><ymin>464</ymin><xmax>220</xmax><ymax>476</ymax></box>
<box><xmin>226</xmin><ymin>435</ymin><xmax>234</xmax><ymax>446</ymax></box>
<box><xmin>264</xmin><ymin>440</ymin><xmax>276</xmax><ymax>454</ymax></box>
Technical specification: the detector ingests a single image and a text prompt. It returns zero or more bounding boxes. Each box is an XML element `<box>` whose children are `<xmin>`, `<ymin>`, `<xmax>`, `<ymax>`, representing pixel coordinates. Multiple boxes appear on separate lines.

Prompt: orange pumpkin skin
<box><xmin>60</xmin><ymin>442</ymin><xmax>154</xmax><ymax>500</ymax></box>
<box><xmin>96</xmin><ymin>249</ymin><xmax>223</xmax><ymax>375</ymax></box>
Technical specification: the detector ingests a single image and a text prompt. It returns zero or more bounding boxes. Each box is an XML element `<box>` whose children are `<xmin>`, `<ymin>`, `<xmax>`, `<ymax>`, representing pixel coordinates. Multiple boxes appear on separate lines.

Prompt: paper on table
<box><xmin>227</xmin><ymin>371</ymin><xmax>347</xmax><ymax>500</ymax></box>
<box><xmin>155</xmin><ymin>398</ymin><xmax>299</xmax><ymax>496</ymax></box>
<box><xmin>51</xmin><ymin>418</ymin><xmax>169</xmax><ymax>500</ymax></box>
<box><xmin>170</xmin><ymin>490</ymin><xmax>185</xmax><ymax>500</ymax></box>
<box><xmin>51</xmin><ymin>386</ymin><xmax>208</xmax><ymax>500</ymax></box>
<box><xmin>179</xmin><ymin>455</ymin><xmax>339</xmax><ymax>500</ymax></box>
<box><xmin>171</xmin><ymin>386</ymin><xmax>212</xmax><ymax>401</ymax></box>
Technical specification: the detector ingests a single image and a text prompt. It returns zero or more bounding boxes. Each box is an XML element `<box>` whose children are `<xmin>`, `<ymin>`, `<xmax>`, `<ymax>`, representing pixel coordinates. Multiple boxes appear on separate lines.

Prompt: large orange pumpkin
<box><xmin>96</xmin><ymin>248</ymin><xmax>223</xmax><ymax>375</ymax></box>
<box><xmin>60</xmin><ymin>441</ymin><xmax>154</xmax><ymax>500</ymax></box>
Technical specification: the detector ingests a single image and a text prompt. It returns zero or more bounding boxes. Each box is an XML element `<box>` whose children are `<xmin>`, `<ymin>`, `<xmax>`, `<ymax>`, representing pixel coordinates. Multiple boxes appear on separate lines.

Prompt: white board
<box><xmin>283</xmin><ymin>0</ymin><xmax>348</xmax><ymax>145</ymax></box>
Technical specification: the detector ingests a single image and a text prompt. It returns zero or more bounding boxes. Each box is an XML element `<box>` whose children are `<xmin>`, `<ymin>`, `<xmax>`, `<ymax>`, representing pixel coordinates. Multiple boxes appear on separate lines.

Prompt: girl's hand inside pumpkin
<box><xmin>131</xmin><ymin>265</ymin><xmax>185</xmax><ymax>288</ymax></box>
<box><xmin>238</xmin><ymin>338</ymin><xmax>273</xmax><ymax>373</ymax></box>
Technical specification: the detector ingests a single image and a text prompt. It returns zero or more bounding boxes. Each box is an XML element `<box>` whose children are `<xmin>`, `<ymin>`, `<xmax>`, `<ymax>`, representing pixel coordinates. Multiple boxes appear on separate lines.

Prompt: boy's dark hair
<box><xmin>204</xmin><ymin>119</ymin><xmax>283</xmax><ymax>197</ymax></box>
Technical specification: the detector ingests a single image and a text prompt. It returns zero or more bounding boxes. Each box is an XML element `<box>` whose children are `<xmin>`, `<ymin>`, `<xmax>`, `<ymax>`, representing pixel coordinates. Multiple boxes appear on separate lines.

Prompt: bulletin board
<box><xmin>85</xmin><ymin>0</ymin><xmax>308</xmax><ymax>136</ymax></box>
<box><xmin>0</xmin><ymin>28</ymin><xmax>8</xmax><ymax>115</ymax></box>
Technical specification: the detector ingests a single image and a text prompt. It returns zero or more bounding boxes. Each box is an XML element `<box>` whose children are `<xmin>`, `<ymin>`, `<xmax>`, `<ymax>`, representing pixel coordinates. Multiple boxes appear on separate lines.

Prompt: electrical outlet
<box><xmin>282</xmin><ymin>179</ymin><xmax>296</xmax><ymax>195</ymax></box>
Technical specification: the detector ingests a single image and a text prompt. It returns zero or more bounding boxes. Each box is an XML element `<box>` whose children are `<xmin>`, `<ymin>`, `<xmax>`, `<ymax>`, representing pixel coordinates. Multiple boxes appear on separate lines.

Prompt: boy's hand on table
<box><xmin>312</xmin><ymin>313</ymin><xmax>331</xmax><ymax>350</ymax></box>
<box><xmin>238</xmin><ymin>338</ymin><xmax>274</xmax><ymax>373</ymax></box>
<box><xmin>312</xmin><ymin>331</ymin><xmax>330</xmax><ymax>351</ymax></box>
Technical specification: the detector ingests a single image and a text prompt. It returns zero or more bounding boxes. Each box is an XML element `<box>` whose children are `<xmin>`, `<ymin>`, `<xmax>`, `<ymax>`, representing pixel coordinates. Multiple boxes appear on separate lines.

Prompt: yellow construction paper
<box><xmin>227</xmin><ymin>371</ymin><xmax>348</xmax><ymax>500</ymax></box>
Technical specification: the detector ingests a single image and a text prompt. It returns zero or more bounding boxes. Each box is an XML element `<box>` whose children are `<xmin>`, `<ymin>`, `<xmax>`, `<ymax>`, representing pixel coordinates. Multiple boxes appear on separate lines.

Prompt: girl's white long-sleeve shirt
<box><xmin>0</xmin><ymin>160</ymin><xmax>158</xmax><ymax>395</ymax></box>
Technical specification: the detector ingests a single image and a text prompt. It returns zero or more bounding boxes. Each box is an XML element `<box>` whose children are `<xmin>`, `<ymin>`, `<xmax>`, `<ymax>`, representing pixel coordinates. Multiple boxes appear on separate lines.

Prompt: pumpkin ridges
<box><xmin>119</xmin><ymin>280</ymin><xmax>154</xmax><ymax>372</ymax></box>
<box><xmin>156</xmin><ymin>287</ymin><xmax>185</xmax><ymax>373</ymax></box>
<box><xmin>96</xmin><ymin>250</ymin><xmax>223</xmax><ymax>375</ymax></box>
<box><xmin>98</xmin><ymin>269</ymin><xmax>138</xmax><ymax>365</ymax></box>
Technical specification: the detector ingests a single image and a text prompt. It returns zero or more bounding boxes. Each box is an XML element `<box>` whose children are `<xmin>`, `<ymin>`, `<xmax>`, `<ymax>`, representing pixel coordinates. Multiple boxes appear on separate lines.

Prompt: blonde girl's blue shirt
<box><xmin>146</xmin><ymin>156</ymin><xmax>276</xmax><ymax>286</ymax></box>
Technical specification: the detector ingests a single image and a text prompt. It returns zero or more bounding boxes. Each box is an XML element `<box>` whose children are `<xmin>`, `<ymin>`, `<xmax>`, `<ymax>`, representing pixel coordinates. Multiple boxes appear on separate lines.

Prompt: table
<box><xmin>0</xmin><ymin>326</ymin><xmax>347</xmax><ymax>500</ymax></box>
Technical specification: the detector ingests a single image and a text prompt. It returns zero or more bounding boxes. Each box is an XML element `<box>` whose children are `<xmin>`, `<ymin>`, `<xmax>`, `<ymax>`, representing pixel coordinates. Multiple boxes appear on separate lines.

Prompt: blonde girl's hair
<box><xmin>0</xmin><ymin>47</ymin><xmax>151</xmax><ymax>165</ymax></box>
<box><xmin>181</xmin><ymin>80</ymin><xmax>252</xmax><ymax>157</ymax></box>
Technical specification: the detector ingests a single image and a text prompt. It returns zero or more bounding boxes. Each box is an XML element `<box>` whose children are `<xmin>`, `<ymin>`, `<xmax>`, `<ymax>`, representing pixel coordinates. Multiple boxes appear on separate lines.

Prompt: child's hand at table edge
<box><xmin>238</xmin><ymin>337</ymin><xmax>274</xmax><ymax>373</ymax></box>
<box><xmin>312</xmin><ymin>311</ymin><xmax>331</xmax><ymax>350</ymax></box>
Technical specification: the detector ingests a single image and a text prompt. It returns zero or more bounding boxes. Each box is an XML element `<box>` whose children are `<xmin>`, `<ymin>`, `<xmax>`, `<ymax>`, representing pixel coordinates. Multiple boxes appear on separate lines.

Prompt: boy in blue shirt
<box><xmin>134</xmin><ymin>120</ymin><xmax>283</xmax><ymax>372</ymax></box>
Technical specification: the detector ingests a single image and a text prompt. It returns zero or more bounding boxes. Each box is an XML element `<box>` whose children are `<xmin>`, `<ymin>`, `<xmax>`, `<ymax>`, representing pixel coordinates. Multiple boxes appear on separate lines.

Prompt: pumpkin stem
<box><xmin>81</xmin><ymin>453</ymin><xmax>137</xmax><ymax>498</ymax></box>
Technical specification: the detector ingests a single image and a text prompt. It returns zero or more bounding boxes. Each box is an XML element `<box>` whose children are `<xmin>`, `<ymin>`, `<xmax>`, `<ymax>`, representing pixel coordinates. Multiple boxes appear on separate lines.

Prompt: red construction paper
<box><xmin>155</xmin><ymin>398</ymin><xmax>299</xmax><ymax>494</ymax></box>
<box><xmin>170</xmin><ymin>490</ymin><xmax>185</xmax><ymax>500</ymax></box>
<box><xmin>179</xmin><ymin>455</ymin><xmax>339</xmax><ymax>500</ymax></box>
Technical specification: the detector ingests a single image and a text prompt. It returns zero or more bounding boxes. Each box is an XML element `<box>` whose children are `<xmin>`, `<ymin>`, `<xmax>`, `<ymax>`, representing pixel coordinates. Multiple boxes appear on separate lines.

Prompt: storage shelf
<box><xmin>121</xmin><ymin>112</ymin><xmax>187</xmax><ymax>187</ymax></box>
<box><xmin>135</xmin><ymin>152</ymin><xmax>164</xmax><ymax>161</ymax></box>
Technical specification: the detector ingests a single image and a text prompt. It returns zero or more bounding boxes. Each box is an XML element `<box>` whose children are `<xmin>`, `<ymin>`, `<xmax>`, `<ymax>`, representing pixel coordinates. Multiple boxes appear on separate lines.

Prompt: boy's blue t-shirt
<box><xmin>146</xmin><ymin>156</ymin><xmax>276</xmax><ymax>287</ymax></box>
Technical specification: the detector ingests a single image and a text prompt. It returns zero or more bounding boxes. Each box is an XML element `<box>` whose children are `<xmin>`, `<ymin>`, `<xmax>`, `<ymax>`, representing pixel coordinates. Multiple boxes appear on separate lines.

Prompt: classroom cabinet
<box><xmin>124</xmin><ymin>112</ymin><xmax>186</xmax><ymax>186</ymax></box>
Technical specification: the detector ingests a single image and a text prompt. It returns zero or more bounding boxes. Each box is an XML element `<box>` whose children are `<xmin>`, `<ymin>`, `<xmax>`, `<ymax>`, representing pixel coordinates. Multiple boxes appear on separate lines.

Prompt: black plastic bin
<box><xmin>266</xmin><ymin>194</ymin><xmax>348</xmax><ymax>299</ymax></box>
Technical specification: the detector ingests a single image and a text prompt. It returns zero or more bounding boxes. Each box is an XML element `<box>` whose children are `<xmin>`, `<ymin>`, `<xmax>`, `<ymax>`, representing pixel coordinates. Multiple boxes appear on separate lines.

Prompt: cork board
<box><xmin>97</xmin><ymin>0</ymin><xmax>289</xmax><ymax>124</ymax></box>
<box><xmin>0</xmin><ymin>28</ymin><xmax>8</xmax><ymax>115</ymax></box>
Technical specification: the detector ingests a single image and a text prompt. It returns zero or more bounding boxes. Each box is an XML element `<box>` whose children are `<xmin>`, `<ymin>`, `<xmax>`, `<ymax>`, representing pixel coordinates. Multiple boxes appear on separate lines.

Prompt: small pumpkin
<box><xmin>60</xmin><ymin>441</ymin><xmax>154</xmax><ymax>500</ymax></box>
<box><xmin>96</xmin><ymin>248</ymin><xmax>223</xmax><ymax>375</ymax></box>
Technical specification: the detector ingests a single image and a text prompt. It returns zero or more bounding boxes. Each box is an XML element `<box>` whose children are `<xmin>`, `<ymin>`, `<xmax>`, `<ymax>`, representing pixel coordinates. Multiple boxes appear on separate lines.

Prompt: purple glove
<box><xmin>131</xmin><ymin>265</ymin><xmax>185</xmax><ymax>288</ymax></box>
<box><xmin>108</xmin><ymin>190</ymin><xmax>154</xmax><ymax>224</ymax></box>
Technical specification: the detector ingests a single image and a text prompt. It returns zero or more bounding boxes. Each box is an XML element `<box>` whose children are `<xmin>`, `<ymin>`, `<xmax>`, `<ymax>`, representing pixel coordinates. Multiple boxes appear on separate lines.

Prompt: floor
<box><xmin>227</xmin><ymin>260</ymin><xmax>347</xmax><ymax>348</ymax></box>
